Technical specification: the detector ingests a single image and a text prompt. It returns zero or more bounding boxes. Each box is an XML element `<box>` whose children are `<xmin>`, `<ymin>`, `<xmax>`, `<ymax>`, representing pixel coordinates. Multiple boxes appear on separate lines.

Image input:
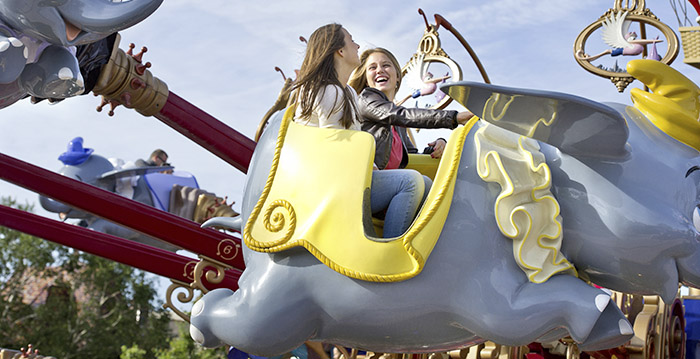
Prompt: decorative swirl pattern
<box><xmin>263</xmin><ymin>200</ymin><xmax>297</xmax><ymax>241</ymax></box>
<box><xmin>419</xmin><ymin>33</ymin><xmax>438</xmax><ymax>54</ymax></box>
<box><xmin>182</xmin><ymin>260</ymin><xmax>197</xmax><ymax>281</ymax></box>
<box><xmin>216</xmin><ymin>238</ymin><xmax>241</xmax><ymax>261</ymax></box>
<box><xmin>191</xmin><ymin>256</ymin><xmax>230</xmax><ymax>294</ymax></box>
<box><xmin>163</xmin><ymin>280</ymin><xmax>195</xmax><ymax>323</ymax></box>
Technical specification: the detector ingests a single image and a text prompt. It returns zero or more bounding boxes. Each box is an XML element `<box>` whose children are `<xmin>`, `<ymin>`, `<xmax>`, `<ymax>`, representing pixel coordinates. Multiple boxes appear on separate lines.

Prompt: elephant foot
<box><xmin>39</xmin><ymin>72</ymin><xmax>85</xmax><ymax>98</ymax></box>
<box><xmin>19</xmin><ymin>45</ymin><xmax>85</xmax><ymax>99</ymax></box>
<box><xmin>190</xmin><ymin>288</ymin><xmax>233</xmax><ymax>348</ymax></box>
<box><xmin>578</xmin><ymin>298</ymin><xmax>633</xmax><ymax>351</ymax></box>
<box><xmin>21</xmin><ymin>66</ymin><xmax>85</xmax><ymax>98</ymax></box>
<box><xmin>0</xmin><ymin>36</ymin><xmax>27</xmax><ymax>84</ymax></box>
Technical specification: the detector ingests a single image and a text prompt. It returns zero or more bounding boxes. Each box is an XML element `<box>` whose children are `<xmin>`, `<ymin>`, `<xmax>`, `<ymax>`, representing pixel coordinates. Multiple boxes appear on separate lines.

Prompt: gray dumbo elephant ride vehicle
<box><xmin>189</xmin><ymin>60</ymin><xmax>700</xmax><ymax>356</ymax></box>
<box><xmin>40</xmin><ymin>137</ymin><xmax>237</xmax><ymax>252</ymax></box>
<box><xmin>0</xmin><ymin>0</ymin><xmax>163</xmax><ymax>108</ymax></box>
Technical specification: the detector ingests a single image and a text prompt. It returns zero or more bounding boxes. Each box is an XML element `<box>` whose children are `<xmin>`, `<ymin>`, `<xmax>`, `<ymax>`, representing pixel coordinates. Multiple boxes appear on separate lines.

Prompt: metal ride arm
<box><xmin>0</xmin><ymin>154</ymin><xmax>245</xmax><ymax>271</ymax></box>
<box><xmin>0</xmin><ymin>204</ymin><xmax>241</xmax><ymax>291</ymax></box>
<box><xmin>92</xmin><ymin>34</ymin><xmax>256</xmax><ymax>173</ymax></box>
<box><xmin>156</xmin><ymin>92</ymin><xmax>256</xmax><ymax>173</ymax></box>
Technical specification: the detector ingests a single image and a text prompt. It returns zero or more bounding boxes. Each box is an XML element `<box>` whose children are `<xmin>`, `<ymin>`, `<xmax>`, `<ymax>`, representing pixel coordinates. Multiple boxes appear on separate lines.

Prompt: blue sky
<box><xmin>0</xmin><ymin>0</ymin><xmax>697</xmax><ymax>287</ymax></box>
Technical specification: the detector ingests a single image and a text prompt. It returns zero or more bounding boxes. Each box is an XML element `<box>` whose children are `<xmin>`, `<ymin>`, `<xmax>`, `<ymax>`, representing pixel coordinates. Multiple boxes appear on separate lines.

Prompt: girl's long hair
<box><xmin>349</xmin><ymin>47</ymin><xmax>403</xmax><ymax>96</ymax></box>
<box><xmin>293</xmin><ymin>23</ymin><xmax>358</xmax><ymax>129</ymax></box>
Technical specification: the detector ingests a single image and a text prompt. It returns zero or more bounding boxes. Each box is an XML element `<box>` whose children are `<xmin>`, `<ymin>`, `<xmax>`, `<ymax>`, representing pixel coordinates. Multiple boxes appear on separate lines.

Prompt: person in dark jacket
<box><xmin>348</xmin><ymin>48</ymin><xmax>473</xmax><ymax>171</ymax></box>
<box><xmin>135</xmin><ymin>148</ymin><xmax>168</xmax><ymax>167</ymax></box>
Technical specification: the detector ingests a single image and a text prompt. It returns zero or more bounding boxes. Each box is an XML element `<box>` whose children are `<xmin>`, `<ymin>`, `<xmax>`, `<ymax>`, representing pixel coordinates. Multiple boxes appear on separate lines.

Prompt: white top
<box><xmin>294</xmin><ymin>84</ymin><xmax>361</xmax><ymax>130</ymax></box>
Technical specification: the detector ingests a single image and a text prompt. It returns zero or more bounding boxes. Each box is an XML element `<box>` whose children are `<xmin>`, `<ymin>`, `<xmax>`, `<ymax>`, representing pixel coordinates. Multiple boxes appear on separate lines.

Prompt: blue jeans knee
<box><xmin>370</xmin><ymin>169</ymin><xmax>425</xmax><ymax>238</ymax></box>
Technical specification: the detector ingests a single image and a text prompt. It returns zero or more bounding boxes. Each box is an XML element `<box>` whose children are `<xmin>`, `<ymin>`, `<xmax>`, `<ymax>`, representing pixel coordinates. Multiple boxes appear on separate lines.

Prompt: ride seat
<box><xmin>143</xmin><ymin>171</ymin><xmax>199</xmax><ymax>211</ymax></box>
<box><xmin>245</xmin><ymin>106</ymin><xmax>471</xmax><ymax>281</ymax></box>
<box><xmin>371</xmin><ymin>154</ymin><xmax>441</xmax><ymax>236</ymax></box>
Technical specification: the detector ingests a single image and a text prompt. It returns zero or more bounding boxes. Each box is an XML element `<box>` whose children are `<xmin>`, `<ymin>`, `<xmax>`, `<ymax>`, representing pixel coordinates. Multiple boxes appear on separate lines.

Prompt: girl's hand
<box><xmin>428</xmin><ymin>138</ymin><xmax>447</xmax><ymax>158</ymax></box>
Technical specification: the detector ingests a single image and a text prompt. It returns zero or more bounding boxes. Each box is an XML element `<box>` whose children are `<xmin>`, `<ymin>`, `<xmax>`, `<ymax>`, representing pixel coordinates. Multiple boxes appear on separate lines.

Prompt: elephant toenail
<box><xmin>595</xmin><ymin>294</ymin><xmax>609</xmax><ymax>312</ymax></box>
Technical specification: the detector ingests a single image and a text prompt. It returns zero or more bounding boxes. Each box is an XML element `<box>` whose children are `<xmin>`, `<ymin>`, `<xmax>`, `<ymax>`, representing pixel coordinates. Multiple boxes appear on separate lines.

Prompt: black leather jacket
<box><xmin>357</xmin><ymin>87</ymin><xmax>458</xmax><ymax>169</ymax></box>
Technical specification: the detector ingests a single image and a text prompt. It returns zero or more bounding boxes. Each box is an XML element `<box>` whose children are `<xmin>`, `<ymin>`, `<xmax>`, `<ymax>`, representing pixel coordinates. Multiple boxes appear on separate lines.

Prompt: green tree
<box><xmin>153</xmin><ymin>322</ymin><xmax>227</xmax><ymax>359</ymax></box>
<box><xmin>0</xmin><ymin>197</ymin><xmax>173</xmax><ymax>358</ymax></box>
<box><xmin>120</xmin><ymin>321</ymin><xmax>227</xmax><ymax>359</ymax></box>
<box><xmin>120</xmin><ymin>344</ymin><xmax>147</xmax><ymax>359</ymax></box>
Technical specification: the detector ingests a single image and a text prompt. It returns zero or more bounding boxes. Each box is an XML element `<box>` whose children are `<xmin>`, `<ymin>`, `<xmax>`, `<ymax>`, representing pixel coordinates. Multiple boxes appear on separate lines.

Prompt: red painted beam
<box><xmin>0</xmin><ymin>153</ymin><xmax>245</xmax><ymax>270</ymax></box>
<box><xmin>156</xmin><ymin>92</ymin><xmax>256</xmax><ymax>173</ymax></box>
<box><xmin>0</xmin><ymin>204</ymin><xmax>240</xmax><ymax>290</ymax></box>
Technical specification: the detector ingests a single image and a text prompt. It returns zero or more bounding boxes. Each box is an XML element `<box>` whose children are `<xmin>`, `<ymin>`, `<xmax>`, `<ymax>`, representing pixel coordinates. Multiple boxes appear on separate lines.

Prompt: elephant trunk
<box><xmin>39</xmin><ymin>195</ymin><xmax>90</xmax><ymax>219</ymax></box>
<box><xmin>61</xmin><ymin>0</ymin><xmax>164</xmax><ymax>35</ymax></box>
<box><xmin>39</xmin><ymin>195</ymin><xmax>71</xmax><ymax>213</ymax></box>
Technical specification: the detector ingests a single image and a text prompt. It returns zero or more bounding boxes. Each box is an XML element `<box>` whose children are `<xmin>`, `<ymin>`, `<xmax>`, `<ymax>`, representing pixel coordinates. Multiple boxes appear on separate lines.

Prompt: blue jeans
<box><xmin>370</xmin><ymin>169</ymin><xmax>425</xmax><ymax>238</ymax></box>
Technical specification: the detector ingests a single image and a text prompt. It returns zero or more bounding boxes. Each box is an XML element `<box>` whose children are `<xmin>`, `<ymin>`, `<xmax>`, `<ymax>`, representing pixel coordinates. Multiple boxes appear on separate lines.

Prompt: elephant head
<box><xmin>40</xmin><ymin>137</ymin><xmax>115</xmax><ymax>218</ymax></box>
<box><xmin>0</xmin><ymin>0</ymin><xmax>163</xmax><ymax>46</ymax></box>
<box><xmin>39</xmin><ymin>136</ymin><xmax>182</xmax><ymax>251</ymax></box>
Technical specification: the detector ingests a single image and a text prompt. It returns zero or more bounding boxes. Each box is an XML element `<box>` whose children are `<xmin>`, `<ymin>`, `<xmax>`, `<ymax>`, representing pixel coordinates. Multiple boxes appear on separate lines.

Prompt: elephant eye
<box><xmin>694</xmin><ymin>206</ymin><xmax>700</xmax><ymax>232</ymax></box>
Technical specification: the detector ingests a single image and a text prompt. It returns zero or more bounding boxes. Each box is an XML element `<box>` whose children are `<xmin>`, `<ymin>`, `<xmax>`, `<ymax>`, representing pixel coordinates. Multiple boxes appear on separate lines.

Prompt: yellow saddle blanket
<box><xmin>244</xmin><ymin>107</ymin><xmax>475</xmax><ymax>282</ymax></box>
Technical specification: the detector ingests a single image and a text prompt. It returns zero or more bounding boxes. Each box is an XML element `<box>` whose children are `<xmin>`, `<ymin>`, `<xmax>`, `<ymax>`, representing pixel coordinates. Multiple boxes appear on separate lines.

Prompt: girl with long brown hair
<box><xmin>293</xmin><ymin>24</ymin><xmax>425</xmax><ymax>238</ymax></box>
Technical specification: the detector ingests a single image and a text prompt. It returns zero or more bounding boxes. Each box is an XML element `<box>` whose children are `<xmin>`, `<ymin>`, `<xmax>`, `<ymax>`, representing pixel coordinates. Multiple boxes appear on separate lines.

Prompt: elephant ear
<box><xmin>442</xmin><ymin>82</ymin><xmax>629</xmax><ymax>159</ymax></box>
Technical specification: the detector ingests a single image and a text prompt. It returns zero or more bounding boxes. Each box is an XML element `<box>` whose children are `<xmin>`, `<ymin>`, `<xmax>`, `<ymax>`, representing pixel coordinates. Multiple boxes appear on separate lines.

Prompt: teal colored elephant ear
<box><xmin>442</xmin><ymin>82</ymin><xmax>629</xmax><ymax>159</ymax></box>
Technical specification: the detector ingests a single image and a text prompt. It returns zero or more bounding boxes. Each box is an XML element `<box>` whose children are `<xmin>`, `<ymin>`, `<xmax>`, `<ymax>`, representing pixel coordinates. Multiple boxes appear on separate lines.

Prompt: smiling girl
<box><xmin>349</xmin><ymin>48</ymin><xmax>473</xmax><ymax>171</ymax></box>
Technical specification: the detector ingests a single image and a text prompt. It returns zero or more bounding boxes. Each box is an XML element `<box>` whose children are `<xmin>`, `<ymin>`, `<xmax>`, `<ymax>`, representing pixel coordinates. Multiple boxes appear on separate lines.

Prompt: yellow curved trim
<box><xmin>475</xmin><ymin>123</ymin><xmax>576</xmax><ymax>283</ymax></box>
<box><xmin>627</xmin><ymin>59</ymin><xmax>700</xmax><ymax>152</ymax></box>
<box><xmin>484</xmin><ymin>93</ymin><xmax>558</xmax><ymax>137</ymax></box>
<box><xmin>244</xmin><ymin>106</ymin><xmax>476</xmax><ymax>282</ymax></box>
<box><xmin>485</xmin><ymin>93</ymin><xmax>517</xmax><ymax>122</ymax></box>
